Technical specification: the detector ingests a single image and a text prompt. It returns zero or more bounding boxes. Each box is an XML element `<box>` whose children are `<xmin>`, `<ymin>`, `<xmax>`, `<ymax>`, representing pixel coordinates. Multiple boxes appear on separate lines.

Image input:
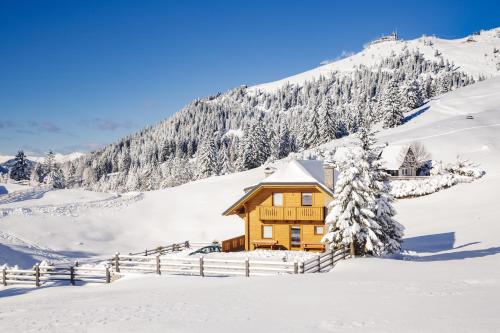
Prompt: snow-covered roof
<box><xmin>223</xmin><ymin>159</ymin><xmax>337</xmax><ymax>216</ymax></box>
<box><xmin>263</xmin><ymin>160</ymin><xmax>332</xmax><ymax>187</ymax></box>
<box><xmin>380</xmin><ymin>145</ymin><xmax>408</xmax><ymax>170</ymax></box>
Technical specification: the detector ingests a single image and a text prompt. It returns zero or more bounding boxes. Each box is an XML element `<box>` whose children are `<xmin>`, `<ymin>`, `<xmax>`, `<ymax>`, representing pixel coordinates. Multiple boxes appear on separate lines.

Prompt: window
<box><xmin>301</xmin><ymin>193</ymin><xmax>313</xmax><ymax>206</ymax></box>
<box><xmin>262</xmin><ymin>225</ymin><xmax>273</xmax><ymax>239</ymax></box>
<box><xmin>273</xmin><ymin>193</ymin><xmax>283</xmax><ymax>207</ymax></box>
<box><xmin>314</xmin><ymin>226</ymin><xmax>324</xmax><ymax>235</ymax></box>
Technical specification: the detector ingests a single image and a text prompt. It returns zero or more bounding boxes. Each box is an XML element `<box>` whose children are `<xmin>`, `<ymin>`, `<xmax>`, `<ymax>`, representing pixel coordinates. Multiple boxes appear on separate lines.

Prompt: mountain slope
<box><xmin>62</xmin><ymin>29</ymin><xmax>500</xmax><ymax>193</ymax></box>
<box><xmin>249</xmin><ymin>28</ymin><xmax>500</xmax><ymax>93</ymax></box>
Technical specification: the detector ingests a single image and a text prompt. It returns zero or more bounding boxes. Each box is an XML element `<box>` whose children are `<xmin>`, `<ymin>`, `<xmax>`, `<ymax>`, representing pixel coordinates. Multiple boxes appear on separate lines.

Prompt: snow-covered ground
<box><xmin>1</xmin><ymin>77</ymin><xmax>500</xmax><ymax>331</ymax></box>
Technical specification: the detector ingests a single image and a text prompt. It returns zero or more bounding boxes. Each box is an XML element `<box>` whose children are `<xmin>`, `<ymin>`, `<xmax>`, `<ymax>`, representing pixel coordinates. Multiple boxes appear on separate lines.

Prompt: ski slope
<box><xmin>248</xmin><ymin>27</ymin><xmax>500</xmax><ymax>93</ymax></box>
<box><xmin>1</xmin><ymin>77</ymin><xmax>500</xmax><ymax>331</ymax></box>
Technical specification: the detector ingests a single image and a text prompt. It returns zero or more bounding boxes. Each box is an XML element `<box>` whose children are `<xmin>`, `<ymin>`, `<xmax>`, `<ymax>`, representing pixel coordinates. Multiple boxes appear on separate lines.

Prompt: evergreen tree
<box><xmin>357</xmin><ymin>123</ymin><xmax>404</xmax><ymax>254</ymax></box>
<box><xmin>322</xmin><ymin>148</ymin><xmax>382</xmax><ymax>255</ymax></box>
<box><xmin>218</xmin><ymin>136</ymin><xmax>232</xmax><ymax>175</ymax></box>
<box><xmin>196</xmin><ymin>133</ymin><xmax>218</xmax><ymax>179</ymax></box>
<box><xmin>9</xmin><ymin>150</ymin><xmax>30</xmax><ymax>181</ymax></box>
<box><xmin>301</xmin><ymin>104</ymin><xmax>321</xmax><ymax>149</ymax></box>
<box><xmin>42</xmin><ymin>151</ymin><xmax>65</xmax><ymax>188</ymax></box>
<box><xmin>382</xmin><ymin>79</ymin><xmax>404</xmax><ymax>128</ymax></box>
<box><xmin>319</xmin><ymin>97</ymin><xmax>336</xmax><ymax>144</ymax></box>
<box><xmin>401</xmin><ymin>78</ymin><xmax>423</xmax><ymax>111</ymax></box>
<box><xmin>236</xmin><ymin>116</ymin><xmax>270</xmax><ymax>170</ymax></box>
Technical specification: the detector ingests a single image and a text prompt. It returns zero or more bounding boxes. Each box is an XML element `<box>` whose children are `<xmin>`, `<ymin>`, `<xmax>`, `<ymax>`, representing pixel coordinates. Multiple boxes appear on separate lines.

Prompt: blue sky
<box><xmin>0</xmin><ymin>0</ymin><xmax>498</xmax><ymax>155</ymax></box>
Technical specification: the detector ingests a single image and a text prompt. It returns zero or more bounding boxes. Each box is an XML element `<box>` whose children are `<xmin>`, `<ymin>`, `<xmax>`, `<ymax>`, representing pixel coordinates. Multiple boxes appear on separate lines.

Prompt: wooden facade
<box><xmin>224</xmin><ymin>184</ymin><xmax>333</xmax><ymax>252</ymax></box>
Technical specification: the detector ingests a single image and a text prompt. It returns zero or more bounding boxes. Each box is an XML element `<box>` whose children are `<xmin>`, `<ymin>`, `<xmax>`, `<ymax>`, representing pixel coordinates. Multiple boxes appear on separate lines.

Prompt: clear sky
<box><xmin>0</xmin><ymin>0</ymin><xmax>498</xmax><ymax>155</ymax></box>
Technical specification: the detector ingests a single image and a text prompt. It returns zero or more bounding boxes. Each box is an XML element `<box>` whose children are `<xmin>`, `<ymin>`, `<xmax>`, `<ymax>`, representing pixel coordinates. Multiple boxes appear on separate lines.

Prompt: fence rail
<box><xmin>1</xmin><ymin>264</ymin><xmax>111</xmax><ymax>287</ymax></box>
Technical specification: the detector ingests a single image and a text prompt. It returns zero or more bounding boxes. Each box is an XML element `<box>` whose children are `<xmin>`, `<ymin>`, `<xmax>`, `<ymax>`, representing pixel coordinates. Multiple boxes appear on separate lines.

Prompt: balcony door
<box><xmin>290</xmin><ymin>226</ymin><xmax>301</xmax><ymax>248</ymax></box>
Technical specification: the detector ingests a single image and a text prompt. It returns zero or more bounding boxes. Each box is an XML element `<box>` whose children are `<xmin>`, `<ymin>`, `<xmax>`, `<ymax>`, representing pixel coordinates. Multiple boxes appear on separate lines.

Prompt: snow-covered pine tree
<box><xmin>322</xmin><ymin>148</ymin><xmax>382</xmax><ymax>256</ymax></box>
<box><xmin>382</xmin><ymin>79</ymin><xmax>404</xmax><ymax>128</ymax></box>
<box><xmin>42</xmin><ymin>151</ymin><xmax>65</xmax><ymax>189</ymax></box>
<box><xmin>196</xmin><ymin>133</ymin><xmax>218</xmax><ymax>179</ymax></box>
<box><xmin>218</xmin><ymin>136</ymin><xmax>232</xmax><ymax>175</ymax></box>
<box><xmin>357</xmin><ymin>122</ymin><xmax>404</xmax><ymax>254</ymax></box>
<box><xmin>302</xmin><ymin>104</ymin><xmax>321</xmax><ymax>149</ymax></box>
<box><xmin>9</xmin><ymin>150</ymin><xmax>30</xmax><ymax>181</ymax></box>
<box><xmin>236</xmin><ymin>116</ymin><xmax>270</xmax><ymax>170</ymax></box>
<box><xmin>401</xmin><ymin>78</ymin><xmax>423</xmax><ymax>112</ymax></box>
<box><xmin>319</xmin><ymin>97</ymin><xmax>337</xmax><ymax>144</ymax></box>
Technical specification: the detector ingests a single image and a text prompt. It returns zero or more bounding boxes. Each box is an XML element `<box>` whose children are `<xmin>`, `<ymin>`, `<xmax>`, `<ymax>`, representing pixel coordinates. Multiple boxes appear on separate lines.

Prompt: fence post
<box><xmin>300</xmin><ymin>261</ymin><xmax>305</xmax><ymax>274</ymax></box>
<box><xmin>317</xmin><ymin>254</ymin><xmax>321</xmax><ymax>273</ymax></box>
<box><xmin>106</xmin><ymin>266</ymin><xmax>111</xmax><ymax>283</ymax></box>
<box><xmin>199</xmin><ymin>257</ymin><xmax>204</xmax><ymax>277</ymax></box>
<box><xmin>343</xmin><ymin>245</ymin><xmax>347</xmax><ymax>260</ymax></box>
<box><xmin>70</xmin><ymin>266</ymin><xmax>75</xmax><ymax>286</ymax></box>
<box><xmin>114</xmin><ymin>252</ymin><xmax>120</xmax><ymax>273</ymax></box>
<box><xmin>245</xmin><ymin>257</ymin><xmax>250</xmax><ymax>277</ymax></box>
<box><xmin>35</xmin><ymin>264</ymin><xmax>40</xmax><ymax>287</ymax></box>
<box><xmin>330</xmin><ymin>249</ymin><xmax>335</xmax><ymax>268</ymax></box>
<box><xmin>156</xmin><ymin>255</ymin><xmax>161</xmax><ymax>275</ymax></box>
<box><xmin>2</xmin><ymin>267</ymin><xmax>6</xmax><ymax>286</ymax></box>
<box><xmin>293</xmin><ymin>261</ymin><xmax>298</xmax><ymax>274</ymax></box>
<box><xmin>145</xmin><ymin>249</ymin><xmax>148</xmax><ymax>256</ymax></box>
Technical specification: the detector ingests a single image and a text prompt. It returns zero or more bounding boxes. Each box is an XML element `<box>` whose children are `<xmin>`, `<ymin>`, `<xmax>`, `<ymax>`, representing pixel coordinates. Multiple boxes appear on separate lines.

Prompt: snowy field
<box><xmin>1</xmin><ymin>77</ymin><xmax>500</xmax><ymax>331</ymax></box>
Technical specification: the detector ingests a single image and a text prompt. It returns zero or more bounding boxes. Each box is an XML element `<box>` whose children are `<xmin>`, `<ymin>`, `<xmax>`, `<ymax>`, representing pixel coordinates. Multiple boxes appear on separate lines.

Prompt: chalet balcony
<box><xmin>258</xmin><ymin>206</ymin><xmax>324</xmax><ymax>221</ymax></box>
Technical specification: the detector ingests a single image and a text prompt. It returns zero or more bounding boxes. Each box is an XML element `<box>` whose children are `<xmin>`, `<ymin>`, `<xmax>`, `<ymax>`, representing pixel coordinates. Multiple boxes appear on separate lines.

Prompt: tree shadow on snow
<box><xmin>390</xmin><ymin>232</ymin><xmax>500</xmax><ymax>262</ymax></box>
<box><xmin>403</xmin><ymin>104</ymin><xmax>430</xmax><ymax>124</ymax></box>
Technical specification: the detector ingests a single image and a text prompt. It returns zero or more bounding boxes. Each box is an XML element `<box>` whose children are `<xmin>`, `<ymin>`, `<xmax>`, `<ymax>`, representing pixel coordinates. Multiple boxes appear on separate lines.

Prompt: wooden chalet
<box><xmin>222</xmin><ymin>160</ymin><xmax>337</xmax><ymax>252</ymax></box>
<box><xmin>380</xmin><ymin>145</ymin><xmax>418</xmax><ymax>177</ymax></box>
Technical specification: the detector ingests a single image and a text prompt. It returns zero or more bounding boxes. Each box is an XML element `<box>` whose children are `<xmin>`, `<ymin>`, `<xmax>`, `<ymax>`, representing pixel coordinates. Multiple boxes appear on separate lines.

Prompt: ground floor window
<box><xmin>291</xmin><ymin>226</ymin><xmax>301</xmax><ymax>247</ymax></box>
<box><xmin>314</xmin><ymin>226</ymin><xmax>324</xmax><ymax>235</ymax></box>
<box><xmin>262</xmin><ymin>225</ymin><xmax>273</xmax><ymax>239</ymax></box>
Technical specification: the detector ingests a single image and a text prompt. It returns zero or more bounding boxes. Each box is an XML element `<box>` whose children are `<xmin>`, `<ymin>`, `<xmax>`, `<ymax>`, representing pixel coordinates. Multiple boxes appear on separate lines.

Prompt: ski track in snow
<box><xmin>392</xmin><ymin>123</ymin><xmax>500</xmax><ymax>144</ymax></box>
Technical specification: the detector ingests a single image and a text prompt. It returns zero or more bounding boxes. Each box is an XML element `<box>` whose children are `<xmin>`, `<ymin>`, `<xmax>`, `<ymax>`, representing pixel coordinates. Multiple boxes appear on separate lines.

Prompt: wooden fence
<box><xmin>1</xmin><ymin>243</ymin><xmax>351</xmax><ymax>288</ymax></box>
<box><xmin>111</xmin><ymin>245</ymin><xmax>350</xmax><ymax>277</ymax></box>
<box><xmin>1</xmin><ymin>264</ymin><xmax>111</xmax><ymax>287</ymax></box>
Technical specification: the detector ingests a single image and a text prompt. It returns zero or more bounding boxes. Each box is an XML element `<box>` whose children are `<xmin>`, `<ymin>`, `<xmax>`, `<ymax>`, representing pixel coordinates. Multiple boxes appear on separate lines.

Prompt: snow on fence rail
<box><xmin>1</xmin><ymin>264</ymin><xmax>111</xmax><ymax>287</ymax></box>
<box><xmin>111</xmin><ymin>245</ymin><xmax>350</xmax><ymax>277</ymax></box>
<box><xmin>128</xmin><ymin>241</ymin><xmax>191</xmax><ymax>256</ymax></box>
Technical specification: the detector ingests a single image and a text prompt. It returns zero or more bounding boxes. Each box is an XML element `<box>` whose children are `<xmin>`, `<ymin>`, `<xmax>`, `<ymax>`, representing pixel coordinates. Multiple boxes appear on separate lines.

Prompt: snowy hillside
<box><xmin>60</xmin><ymin>29</ymin><xmax>500</xmax><ymax>193</ymax></box>
<box><xmin>249</xmin><ymin>28</ymin><xmax>500</xmax><ymax>93</ymax></box>
<box><xmin>1</xmin><ymin>63</ymin><xmax>500</xmax><ymax>332</ymax></box>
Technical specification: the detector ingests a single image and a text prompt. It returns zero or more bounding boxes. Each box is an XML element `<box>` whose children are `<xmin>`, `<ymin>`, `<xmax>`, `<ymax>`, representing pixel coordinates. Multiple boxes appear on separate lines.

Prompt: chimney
<box><xmin>323</xmin><ymin>163</ymin><xmax>335</xmax><ymax>192</ymax></box>
<box><xmin>264</xmin><ymin>166</ymin><xmax>276</xmax><ymax>178</ymax></box>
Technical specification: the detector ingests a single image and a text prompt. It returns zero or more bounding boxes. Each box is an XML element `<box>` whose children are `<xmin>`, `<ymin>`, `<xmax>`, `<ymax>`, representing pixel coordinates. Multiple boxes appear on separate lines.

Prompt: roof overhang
<box><xmin>222</xmin><ymin>182</ymin><xmax>334</xmax><ymax>216</ymax></box>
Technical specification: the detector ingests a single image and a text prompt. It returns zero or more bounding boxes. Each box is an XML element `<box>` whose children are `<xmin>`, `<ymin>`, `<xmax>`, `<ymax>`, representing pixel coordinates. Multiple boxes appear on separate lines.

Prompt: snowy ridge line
<box><xmin>0</xmin><ymin>192</ymin><xmax>144</xmax><ymax>219</ymax></box>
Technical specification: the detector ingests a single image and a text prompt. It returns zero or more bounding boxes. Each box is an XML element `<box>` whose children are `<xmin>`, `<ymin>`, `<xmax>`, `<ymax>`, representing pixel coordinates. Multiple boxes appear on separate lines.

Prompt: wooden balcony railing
<box><xmin>258</xmin><ymin>206</ymin><xmax>324</xmax><ymax>221</ymax></box>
